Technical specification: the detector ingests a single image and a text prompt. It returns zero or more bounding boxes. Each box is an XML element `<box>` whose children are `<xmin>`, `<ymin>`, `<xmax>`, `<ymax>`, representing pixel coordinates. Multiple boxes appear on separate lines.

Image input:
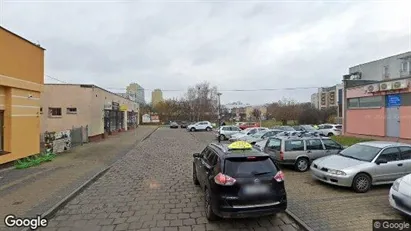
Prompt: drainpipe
<box><xmin>342</xmin><ymin>80</ymin><xmax>347</xmax><ymax>135</ymax></box>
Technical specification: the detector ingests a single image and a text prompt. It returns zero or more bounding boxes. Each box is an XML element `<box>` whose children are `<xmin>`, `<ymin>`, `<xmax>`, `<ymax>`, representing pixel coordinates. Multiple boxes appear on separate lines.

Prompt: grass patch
<box><xmin>14</xmin><ymin>152</ymin><xmax>57</xmax><ymax>169</ymax></box>
<box><xmin>331</xmin><ymin>136</ymin><xmax>374</xmax><ymax>146</ymax></box>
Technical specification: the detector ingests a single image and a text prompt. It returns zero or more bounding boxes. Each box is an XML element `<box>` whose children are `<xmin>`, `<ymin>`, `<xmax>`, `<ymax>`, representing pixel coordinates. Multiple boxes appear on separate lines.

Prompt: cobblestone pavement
<box><xmin>39</xmin><ymin>128</ymin><xmax>302</xmax><ymax>231</ymax></box>
<box><xmin>0</xmin><ymin>126</ymin><xmax>157</xmax><ymax>230</ymax></box>
<box><xmin>191</xmin><ymin>132</ymin><xmax>409</xmax><ymax>231</ymax></box>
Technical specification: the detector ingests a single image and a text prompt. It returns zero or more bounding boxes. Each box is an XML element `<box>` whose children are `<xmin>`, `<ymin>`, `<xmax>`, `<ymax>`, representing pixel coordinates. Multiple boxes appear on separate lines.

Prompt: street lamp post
<box><xmin>217</xmin><ymin>92</ymin><xmax>222</xmax><ymax>143</ymax></box>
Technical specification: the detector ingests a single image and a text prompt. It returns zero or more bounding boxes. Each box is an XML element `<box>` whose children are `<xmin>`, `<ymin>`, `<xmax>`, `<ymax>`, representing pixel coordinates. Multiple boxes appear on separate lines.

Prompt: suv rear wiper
<box><xmin>252</xmin><ymin>171</ymin><xmax>272</xmax><ymax>176</ymax></box>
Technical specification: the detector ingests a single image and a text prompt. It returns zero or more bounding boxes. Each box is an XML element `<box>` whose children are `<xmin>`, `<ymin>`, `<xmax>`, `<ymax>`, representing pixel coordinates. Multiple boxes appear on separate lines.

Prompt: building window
<box><xmin>348</xmin><ymin>98</ymin><xmax>359</xmax><ymax>108</ymax></box>
<box><xmin>348</xmin><ymin>96</ymin><xmax>382</xmax><ymax>109</ymax></box>
<box><xmin>401</xmin><ymin>62</ymin><xmax>408</xmax><ymax>72</ymax></box>
<box><xmin>66</xmin><ymin>107</ymin><xmax>77</xmax><ymax>114</ymax></box>
<box><xmin>383</xmin><ymin>65</ymin><xmax>389</xmax><ymax>79</ymax></box>
<box><xmin>359</xmin><ymin>96</ymin><xmax>382</xmax><ymax>107</ymax></box>
<box><xmin>40</xmin><ymin>107</ymin><xmax>43</xmax><ymax>114</ymax></box>
<box><xmin>48</xmin><ymin>107</ymin><xmax>62</xmax><ymax>117</ymax></box>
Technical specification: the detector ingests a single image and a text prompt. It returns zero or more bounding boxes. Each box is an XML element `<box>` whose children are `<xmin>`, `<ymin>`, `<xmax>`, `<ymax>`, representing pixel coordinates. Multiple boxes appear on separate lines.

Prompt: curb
<box><xmin>21</xmin><ymin>126</ymin><xmax>159</xmax><ymax>231</ymax></box>
<box><xmin>285</xmin><ymin>209</ymin><xmax>314</xmax><ymax>231</ymax></box>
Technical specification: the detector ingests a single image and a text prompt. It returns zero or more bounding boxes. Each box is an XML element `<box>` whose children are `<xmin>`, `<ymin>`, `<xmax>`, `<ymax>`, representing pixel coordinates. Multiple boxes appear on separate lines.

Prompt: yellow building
<box><xmin>151</xmin><ymin>89</ymin><xmax>163</xmax><ymax>107</ymax></box>
<box><xmin>0</xmin><ymin>27</ymin><xmax>44</xmax><ymax>164</ymax></box>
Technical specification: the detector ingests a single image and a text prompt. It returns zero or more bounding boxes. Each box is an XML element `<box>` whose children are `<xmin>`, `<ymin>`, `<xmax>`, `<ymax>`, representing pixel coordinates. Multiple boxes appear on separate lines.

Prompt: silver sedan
<box><xmin>310</xmin><ymin>141</ymin><xmax>411</xmax><ymax>193</ymax></box>
<box><xmin>389</xmin><ymin>173</ymin><xmax>411</xmax><ymax>217</ymax></box>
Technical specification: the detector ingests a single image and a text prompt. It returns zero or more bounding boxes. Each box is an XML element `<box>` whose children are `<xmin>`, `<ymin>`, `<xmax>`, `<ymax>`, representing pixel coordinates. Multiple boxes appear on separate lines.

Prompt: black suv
<box><xmin>192</xmin><ymin>142</ymin><xmax>287</xmax><ymax>220</ymax></box>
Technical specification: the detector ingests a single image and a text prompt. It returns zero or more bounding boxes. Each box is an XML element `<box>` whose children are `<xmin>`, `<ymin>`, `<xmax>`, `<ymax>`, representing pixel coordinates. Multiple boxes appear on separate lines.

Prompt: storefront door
<box><xmin>386</xmin><ymin>94</ymin><xmax>401</xmax><ymax>138</ymax></box>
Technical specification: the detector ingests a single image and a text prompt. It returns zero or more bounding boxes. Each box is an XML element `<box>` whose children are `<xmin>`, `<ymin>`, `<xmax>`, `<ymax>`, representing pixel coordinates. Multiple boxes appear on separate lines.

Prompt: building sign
<box><xmin>150</xmin><ymin>115</ymin><xmax>160</xmax><ymax>123</ymax></box>
<box><xmin>386</xmin><ymin>94</ymin><xmax>401</xmax><ymax>107</ymax></box>
<box><xmin>112</xmin><ymin>102</ymin><xmax>120</xmax><ymax>111</ymax></box>
<box><xmin>120</xmin><ymin>105</ymin><xmax>128</xmax><ymax>111</ymax></box>
<box><xmin>104</xmin><ymin>102</ymin><xmax>112</xmax><ymax>110</ymax></box>
<box><xmin>142</xmin><ymin>114</ymin><xmax>151</xmax><ymax>123</ymax></box>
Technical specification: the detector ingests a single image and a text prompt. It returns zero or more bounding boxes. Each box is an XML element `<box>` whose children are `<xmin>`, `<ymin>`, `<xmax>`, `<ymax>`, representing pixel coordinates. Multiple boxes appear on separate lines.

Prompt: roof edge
<box><xmin>0</xmin><ymin>26</ymin><xmax>46</xmax><ymax>50</ymax></box>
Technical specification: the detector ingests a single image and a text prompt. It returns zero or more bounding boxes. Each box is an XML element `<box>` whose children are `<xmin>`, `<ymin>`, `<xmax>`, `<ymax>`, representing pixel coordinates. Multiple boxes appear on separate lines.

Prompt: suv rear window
<box><xmin>224</xmin><ymin>157</ymin><xmax>278</xmax><ymax>177</ymax></box>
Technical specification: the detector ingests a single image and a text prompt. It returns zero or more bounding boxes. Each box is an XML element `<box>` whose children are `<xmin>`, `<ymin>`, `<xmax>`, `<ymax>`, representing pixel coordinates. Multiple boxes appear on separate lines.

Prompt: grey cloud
<box><xmin>2</xmin><ymin>1</ymin><xmax>410</xmax><ymax>105</ymax></box>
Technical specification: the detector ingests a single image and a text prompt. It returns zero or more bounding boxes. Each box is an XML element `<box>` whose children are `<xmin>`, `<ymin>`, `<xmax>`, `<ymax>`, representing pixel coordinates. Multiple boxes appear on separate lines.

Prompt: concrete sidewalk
<box><xmin>0</xmin><ymin>126</ymin><xmax>157</xmax><ymax>230</ymax></box>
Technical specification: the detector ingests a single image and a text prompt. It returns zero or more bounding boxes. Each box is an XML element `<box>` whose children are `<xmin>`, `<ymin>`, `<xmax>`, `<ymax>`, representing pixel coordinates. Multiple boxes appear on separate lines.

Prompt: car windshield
<box><xmin>339</xmin><ymin>144</ymin><xmax>382</xmax><ymax>162</ymax></box>
<box><xmin>224</xmin><ymin>157</ymin><xmax>277</xmax><ymax>177</ymax></box>
<box><xmin>282</xmin><ymin>126</ymin><xmax>295</xmax><ymax>131</ymax></box>
<box><xmin>301</xmin><ymin>125</ymin><xmax>315</xmax><ymax>131</ymax></box>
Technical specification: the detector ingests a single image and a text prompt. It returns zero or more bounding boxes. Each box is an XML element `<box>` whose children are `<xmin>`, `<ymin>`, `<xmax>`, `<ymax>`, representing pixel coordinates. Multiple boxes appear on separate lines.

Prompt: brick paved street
<box><xmin>0</xmin><ymin>126</ymin><xmax>157</xmax><ymax>231</ymax></box>
<box><xmin>192</xmin><ymin>132</ymin><xmax>409</xmax><ymax>231</ymax></box>
<box><xmin>40</xmin><ymin>128</ymin><xmax>302</xmax><ymax>231</ymax></box>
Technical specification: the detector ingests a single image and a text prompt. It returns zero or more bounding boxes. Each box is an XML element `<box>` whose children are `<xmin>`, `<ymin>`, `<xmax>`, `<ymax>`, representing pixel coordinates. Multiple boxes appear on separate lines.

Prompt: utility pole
<box><xmin>217</xmin><ymin>92</ymin><xmax>222</xmax><ymax>143</ymax></box>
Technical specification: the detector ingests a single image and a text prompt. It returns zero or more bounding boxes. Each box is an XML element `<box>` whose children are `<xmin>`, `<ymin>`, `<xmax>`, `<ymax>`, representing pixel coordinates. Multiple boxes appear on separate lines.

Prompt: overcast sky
<box><xmin>1</xmin><ymin>0</ymin><xmax>411</xmax><ymax>105</ymax></box>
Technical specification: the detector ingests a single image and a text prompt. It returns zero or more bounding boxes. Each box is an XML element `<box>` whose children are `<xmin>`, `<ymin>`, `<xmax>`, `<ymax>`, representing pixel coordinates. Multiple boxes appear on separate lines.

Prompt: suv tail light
<box><xmin>279</xmin><ymin>151</ymin><xmax>284</xmax><ymax>160</ymax></box>
<box><xmin>274</xmin><ymin>171</ymin><xmax>285</xmax><ymax>182</ymax></box>
<box><xmin>214</xmin><ymin>173</ymin><xmax>236</xmax><ymax>186</ymax></box>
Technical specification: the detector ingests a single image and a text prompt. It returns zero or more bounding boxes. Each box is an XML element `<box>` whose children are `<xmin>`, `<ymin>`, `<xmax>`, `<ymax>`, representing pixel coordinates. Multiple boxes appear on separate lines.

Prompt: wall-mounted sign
<box><xmin>112</xmin><ymin>102</ymin><xmax>120</xmax><ymax>111</ymax></box>
<box><xmin>104</xmin><ymin>102</ymin><xmax>112</xmax><ymax>110</ymax></box>
<box><xmin>120</xmin><ymin>105</ymin><xmax>128</xmax><ymax>111</ymax></box>
<box><xmin>386</xmin><ymin>94</ymin><xmax>401</xmax><ymax>108</ymax></box>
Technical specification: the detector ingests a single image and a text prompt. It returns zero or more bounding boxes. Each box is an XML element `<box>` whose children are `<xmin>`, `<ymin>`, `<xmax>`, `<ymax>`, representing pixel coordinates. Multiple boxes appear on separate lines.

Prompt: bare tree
<box><xmin>252</xmin><ymin>108</ymin><xmax>261</xmax><ymax>120</ymax></box>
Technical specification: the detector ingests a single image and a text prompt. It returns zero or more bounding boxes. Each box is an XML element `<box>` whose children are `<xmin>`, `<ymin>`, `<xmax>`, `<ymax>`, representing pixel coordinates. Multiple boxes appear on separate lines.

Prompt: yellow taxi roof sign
<box><xmin>228</xmin><ymin>141</ymin><xmax>253</xmax><ymax>150</ymax></box>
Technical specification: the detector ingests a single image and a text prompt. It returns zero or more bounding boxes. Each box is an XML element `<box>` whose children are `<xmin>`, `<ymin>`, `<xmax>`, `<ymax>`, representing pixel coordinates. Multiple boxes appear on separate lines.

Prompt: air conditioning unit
<box><xmin>392</xmin><ymin>79</ymin><xmax>409</xmax><ymax>90</ymax></box>
<box><xmin>364</xmin><ymin>84</ymin><xmax>380</xmax><ymax>93</ymax></box>
<box><xmin>379</xmin><ymin>82</ymin><xmax>393</xmax><ymax>91</ymax></box>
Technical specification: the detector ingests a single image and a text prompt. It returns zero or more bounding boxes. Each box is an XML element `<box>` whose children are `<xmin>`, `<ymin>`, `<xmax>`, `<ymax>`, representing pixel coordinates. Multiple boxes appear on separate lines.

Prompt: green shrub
<box><xmin>331</xmin><ymin>136</ymin><xmax>374</xmax><ymax>146</ymax></box>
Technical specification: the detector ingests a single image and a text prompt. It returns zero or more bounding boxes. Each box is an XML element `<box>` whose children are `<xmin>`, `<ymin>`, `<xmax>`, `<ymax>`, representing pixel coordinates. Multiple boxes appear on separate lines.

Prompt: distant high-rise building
<box><xmin>151</xmin><ymin>89</ymin><xmax>163</xmax><ymax>107</ymax></box>
<box><xmin>126</xmin><ymin>83</ymin><xmax>145</xmax><ymax>104</ymax></box>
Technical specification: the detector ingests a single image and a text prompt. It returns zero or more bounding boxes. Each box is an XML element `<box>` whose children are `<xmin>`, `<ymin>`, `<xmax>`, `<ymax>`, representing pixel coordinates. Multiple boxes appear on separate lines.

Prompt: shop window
<box><xmin>359</xmin><ymin>96</ymin><xmax>382</xmax><ymax>108</ymax></box>
<box><xmin>348</xmin><ymin>96</ymin><xmax>382</xmax><ymax>109</ymax></box>
<box><xmin>48</xmin><ymin>107</ymin><xmax>62</xmax><ymax>117</ymax></box>
<box><xmin>66</xmin><ymin>107</ymin><xmax>77</xmax><ymax>114</ymax></box>
<box><xmin>347</xmin><ymin>98</ymin><xmax>359</xmax><ymax>108</ymax></box>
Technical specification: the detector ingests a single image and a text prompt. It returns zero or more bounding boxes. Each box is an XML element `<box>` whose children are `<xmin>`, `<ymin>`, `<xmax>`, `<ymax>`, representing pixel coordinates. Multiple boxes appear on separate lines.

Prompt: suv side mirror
<box><xmin>193</xmin><ymin>153</ymin><xmax>203</xmax><ymax>158</ymax></box>
<box><xmin>375</xmin><ymin>158</ymin><xmax>387</xmax><ymax>165</ymax></box>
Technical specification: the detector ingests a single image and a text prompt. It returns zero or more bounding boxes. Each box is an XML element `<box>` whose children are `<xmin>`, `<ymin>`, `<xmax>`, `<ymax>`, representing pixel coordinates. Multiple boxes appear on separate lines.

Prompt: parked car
<box><xmin>187</xmin><ymin>121</ymin><xmax>213</xmax><ymax>132</ymax></box>
<box><xmin>293</xmin><ymin>125</ymin><xmax>321</xmax><ymax>136</ymax></box>
<box><xmin>253</xmin><ymin>139</ymin><xmax>269</xmax><ymax>152</ymax></box>
<box><xmin>170</xmin><ymin>122</ymin><xmax>179</xmax><ymax>129</ymax></box>
<box><xmin>216</xmin><ymin>126</ymin><xmax>242</xmax><ymax>140</ymax></box>
<box><xmin>317</xmin><ymin>124</ymin><xmax>342</xmax><ymax>136</ymax></box>
<box><xmin>192</xmin><ymin>141</ymin><xmax>287</xmax><ymax>220</ymax></box>
<box><xmin>180</xmin><ymin>121</ymin><xmax>188</xmax><ymax>128</ymax></box>
<box><xmin>389</xmin><ymin>173</ymin><xmax>411</xmax><ymax>217</ymax></box>
<box><xmin>264</xmin><ymin>136</ymin><xmax>344</xmax><ymax>172</ymax></box>
<box><xmin>241</xmin><ymin>129</ymin><xmax>283</xmax><ymax>145</ymax></box>
<box><xmin>272</xmin><ymin>126</ymin><xmax>295</xmax><ymax>131</ymax></box>
<box><xmin>229</xmin><ymin>127</ymin><xmax>268</xmax><ymax>142</ymax></box>
<box><xmin>311</xmin><ymin>141</ymin><xmax>411</xmax><ymax>193</ymax></box>
<box><xmin>239</xmin><ymin>122</ymin><xmax>260</xmax><ymax>130</ymax></box>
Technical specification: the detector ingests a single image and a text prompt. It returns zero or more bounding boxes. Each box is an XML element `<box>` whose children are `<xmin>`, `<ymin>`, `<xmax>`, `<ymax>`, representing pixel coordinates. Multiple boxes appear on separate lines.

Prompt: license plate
<box><xmin>243</xmin><ymin>185</ymin><xmax>269</xmax><ymax>195</ymax></box>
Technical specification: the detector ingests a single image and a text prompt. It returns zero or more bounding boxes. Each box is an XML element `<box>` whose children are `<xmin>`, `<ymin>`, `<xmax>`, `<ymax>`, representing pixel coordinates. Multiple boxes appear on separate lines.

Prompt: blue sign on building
<box><xmin>386</xmin><ymin>94</ymin><xmax>401</xmax><ymax>107</ymax></box>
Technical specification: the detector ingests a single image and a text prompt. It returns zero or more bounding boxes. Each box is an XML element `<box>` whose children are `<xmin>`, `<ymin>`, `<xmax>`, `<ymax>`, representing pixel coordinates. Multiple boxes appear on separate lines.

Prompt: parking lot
<box><xmin>40</xmin><ymin>127</ymin><xmax>302</xmax><ymax>231</ymax></box>
<box><xmin>192</xmin><ymin>130</ymin><xmax>408</xmax><ymax>231</ymax></box>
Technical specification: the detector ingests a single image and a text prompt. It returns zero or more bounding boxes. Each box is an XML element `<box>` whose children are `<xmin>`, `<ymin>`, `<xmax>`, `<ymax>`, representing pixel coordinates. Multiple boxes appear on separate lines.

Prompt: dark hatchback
<box><xmin>192</xmin><ymin>143</ymin><xmax>287</xmax><ymax>220</ymax></box>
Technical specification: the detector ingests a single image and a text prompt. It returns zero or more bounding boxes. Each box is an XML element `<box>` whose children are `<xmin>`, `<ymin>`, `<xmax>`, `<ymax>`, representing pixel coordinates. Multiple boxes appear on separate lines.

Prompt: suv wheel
<box><xmin>327</xmin><ymin>132</ymin><xmax>334</xmax><ymax>137</ymax></box>
<box><xmin>204</xmin><ymin>188</ymin><xmax>218</xmax><ymax>221</ymax></box>
<box><xmin>352</xmin><ymin>173</ymin><xmax>371</xmax><ymax>193</ymax></box>
<box><xmin>295</xmin><ymin>157</ymin><xmax>309</xmax><ymax>172</ymax></box>
<box><xmin>190</xmin><ymin>127</ymin><xmax>196</xmax><ymax>132</ymax></box>
<box><xmin>219</xmin><ymin>134</ymin><xmax>226</xmax><ymax>140</ymax></box>
<box><xmin>193</xmin><ymin>163</ymin><xmax>199</xmax><ymax>185</ymax></box>
<box><xmin>206</xmin><ymin>127</ymin><xmax>211</xmax><ymax>131</ymax></box>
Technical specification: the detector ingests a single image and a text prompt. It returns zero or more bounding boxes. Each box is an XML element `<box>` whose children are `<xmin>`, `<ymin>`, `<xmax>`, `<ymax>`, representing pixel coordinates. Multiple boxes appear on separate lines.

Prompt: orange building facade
<box><xmin>345</xmin><ymin>78</ymin><xmax>411</xmax><ymax>140</ymax></box>
<box><xmin>0</xmin><ymin>27</ymin><xmax>44</xmax><ymax>164</ymax></box>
